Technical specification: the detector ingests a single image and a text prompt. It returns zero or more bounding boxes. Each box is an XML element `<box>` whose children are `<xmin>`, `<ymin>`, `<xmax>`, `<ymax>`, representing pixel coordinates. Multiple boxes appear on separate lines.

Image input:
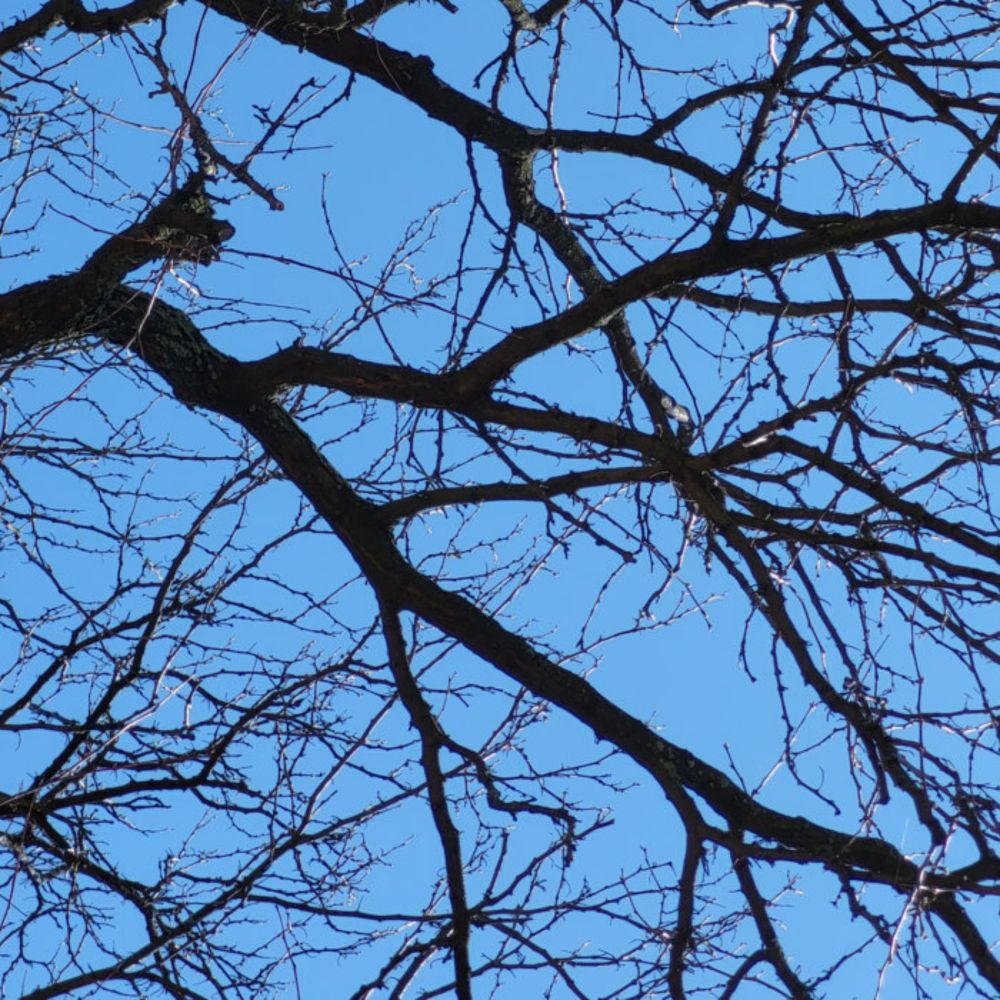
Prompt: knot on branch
<box><xmin>79</xmin><ymin>173</ymin><xmax>236</xmax><ymax>285</ymax></box>
<box><xmin>145</xmin><ymin>174</ymin><xmax>236</xmax><ymax>264</ymax></box>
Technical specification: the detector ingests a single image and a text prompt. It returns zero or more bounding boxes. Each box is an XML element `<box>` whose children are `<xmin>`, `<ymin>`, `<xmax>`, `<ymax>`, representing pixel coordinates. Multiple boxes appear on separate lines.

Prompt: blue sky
<box><xmin>1</xmin><ymin>1</ymin><xmax>998</xmax><ymax>997</ymax></box>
